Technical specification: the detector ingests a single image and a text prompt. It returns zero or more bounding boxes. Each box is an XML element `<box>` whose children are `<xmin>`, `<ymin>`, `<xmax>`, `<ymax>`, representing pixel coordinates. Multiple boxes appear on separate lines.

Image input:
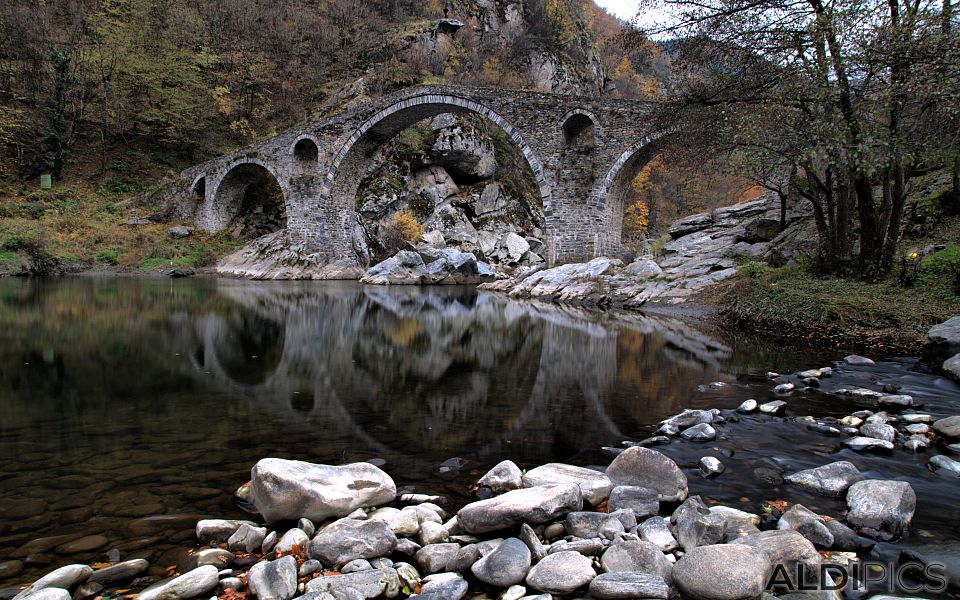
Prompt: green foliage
<box><xmin>0</xmin><ymin>251</ymin><xmax>16</xmax><ymax>263</ymax></box>
<box><xmin>739</xmin><ymin>261</ymin><xmax>765</xmax><ymax>279</ymax></box>
<box><xmin>721</xmin><ymin>266</ymin><xmax>960</xmax><ymax>353</ymax></box>
<box><xmin>650</xmin><ymin>233</ymin><xmax>670</xmax><ymax>257</ymax></box>
<box><xmin>99</xmin><ymin>177</ymin><xmax>140</xmax><ymax>197</ymax></box>
<box><xmin>95</xmin><ymin>249</ymin><xmax>120</xmax><ymax>265</ymax></box>
<box><xmin>916</xmin><ymin>245</ymin><xmax>960</xmax><ymax>298</ymax></box>
<box><xmin>395</xmin><ymin>124</ymin><xmax>434</xmax><ymax>162</ymax></box>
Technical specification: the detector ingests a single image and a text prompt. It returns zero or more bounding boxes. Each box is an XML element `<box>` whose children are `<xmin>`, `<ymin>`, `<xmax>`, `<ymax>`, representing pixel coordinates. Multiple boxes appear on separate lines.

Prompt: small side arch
<box><xmin>191</xmin><ymin>175</ymin><xmax>206</xmax><ymax>201</ymax></box>
<box><xmin>560</xmin><ymin>108</ymin><xmax>600</xmax><ymax>150</ymax></box>
<box><xmin>292</xmin><ymin>135</ymin><xmax>320</xmax><ymax>163</ymax></box>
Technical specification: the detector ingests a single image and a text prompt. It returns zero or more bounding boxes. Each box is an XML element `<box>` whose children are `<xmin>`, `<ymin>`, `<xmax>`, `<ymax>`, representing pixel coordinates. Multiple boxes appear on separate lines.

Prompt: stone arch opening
<box><xmin>563</xmin><ymin>113</ymin><xmax>596</xmax><ymax>150</ymax></box>
<box><xmin>293</xmin><ymin>138</ymin><xmax>319</xmax><ymax>162</ymax></box>
<box><xmin>213</xmin><ymin>163</ymin><xmax>288</xmax><ymax>238</ymax></box>
<box><xmin>322</xmin><ymin>93</ymin><xmax>552</xmax><ymax>257</ymax></box>
<box><xmin>593</xmin><ymin>135</ymin><xmax>668</xmax><ymax>256</ymax></box>
<box><xmin>192</xmin><ymin>177</ymin><xmax>206</xmax><ymax>200</ymax></box>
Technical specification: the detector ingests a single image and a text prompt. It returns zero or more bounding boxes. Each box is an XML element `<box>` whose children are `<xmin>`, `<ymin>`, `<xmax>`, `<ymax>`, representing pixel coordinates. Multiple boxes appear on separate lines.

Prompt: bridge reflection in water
<box><xmin>184</xmin><ymin>280</ymin><xmax>734</xmax><ymax>469</ymax></box>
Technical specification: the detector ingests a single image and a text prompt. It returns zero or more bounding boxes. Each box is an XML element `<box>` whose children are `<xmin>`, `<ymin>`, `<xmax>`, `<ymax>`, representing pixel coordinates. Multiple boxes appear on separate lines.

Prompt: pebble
<box><xmin>699</xmin><ymin>457</ymin><xmax>724</xmax><ymax>476</ymax></box>
<box><xmin>759</xmin><ymin>400</ymin><xmax>786</xmax><ymax>414</ymax></box>
<box><xmin>737</xmin><ymin>399</ymin><xmax>757</xmax><ymax>413</ymax></box>
<box><xmin>843</xmin><ymin>437</ymin><xmax>895</xmax><ymax>452</ymax></box>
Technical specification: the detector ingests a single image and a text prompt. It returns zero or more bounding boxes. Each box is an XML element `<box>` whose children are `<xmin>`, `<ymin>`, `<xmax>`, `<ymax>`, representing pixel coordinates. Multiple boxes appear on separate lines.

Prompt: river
<box><xmin>0</xmin><ymin>277</ymin><xmax>958</xmax><ymax>593</ymax></box>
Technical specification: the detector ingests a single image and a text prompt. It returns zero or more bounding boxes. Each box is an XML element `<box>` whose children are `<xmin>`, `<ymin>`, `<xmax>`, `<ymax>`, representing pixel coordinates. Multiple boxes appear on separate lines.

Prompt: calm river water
<box><xmin>0</xmin><ymin>277</ymin><xmax>958</xmax><ymax>591</ymax></box>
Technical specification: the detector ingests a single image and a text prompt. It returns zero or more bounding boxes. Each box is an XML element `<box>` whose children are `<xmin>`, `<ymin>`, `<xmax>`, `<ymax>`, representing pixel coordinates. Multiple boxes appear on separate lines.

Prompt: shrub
<box><xmin>739</xmin><ymin>261</ymin><xmax>765</xmax><ymax>279</ymax></box>
<box><xmin>95</xmin><ymin>249</ymin><xmax>120</xmax><ymax>265</ymax></box>
<box><xmin>916</xmin><ymin>244</ymin><xmax>960</xmax><ymax>297</ymax></box>
<box><xmin>650</xmin><ymin>233</ymin><xmax>670</xmax><ymax>257</ymax></box>
<box><xmin>395</xmin><ymin>124</ymin><xmax>434</xmax><ymax>161</ymax></box>
<box><xmin>383</xmin><ymin>210</ymin><xmax>423</xmax><ymax>252</ymax></box>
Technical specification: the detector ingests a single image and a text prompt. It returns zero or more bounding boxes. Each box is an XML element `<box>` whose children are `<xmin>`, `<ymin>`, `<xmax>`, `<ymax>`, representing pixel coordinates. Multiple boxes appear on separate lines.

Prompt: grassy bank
<box><xmin>713</xmin><ymin>254</ymin><xmax>960</xmax><ymax>355</ymax></box>
<box><xmin>0</xmin><ymin>182</ymin><xmax>243</xmax><ymax>276</ymax></box>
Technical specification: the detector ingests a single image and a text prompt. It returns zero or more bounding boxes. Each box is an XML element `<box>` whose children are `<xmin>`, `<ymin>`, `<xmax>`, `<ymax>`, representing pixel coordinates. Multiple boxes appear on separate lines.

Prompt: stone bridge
<box><xmin>165</xmin><ymin>85</ymin><xmax>663</xmax><ymax>274</ymax></box>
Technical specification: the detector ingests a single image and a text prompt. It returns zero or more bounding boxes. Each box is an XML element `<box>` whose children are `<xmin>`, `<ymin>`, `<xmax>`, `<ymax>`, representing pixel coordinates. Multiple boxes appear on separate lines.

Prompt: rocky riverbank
<box><xmin>474</xmin><ymin>194</ymin><xmax>814</xmax><ymax>308</ymax></box>
<box><xmin>5</xmin><ymin>351</ymin><xmax>960</xmax><ymax>600</ymax></box>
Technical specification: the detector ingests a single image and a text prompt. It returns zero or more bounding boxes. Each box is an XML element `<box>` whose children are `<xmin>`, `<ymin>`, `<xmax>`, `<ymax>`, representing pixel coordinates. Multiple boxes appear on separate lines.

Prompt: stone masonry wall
<box><xmin>162</xmin><ymin>85</ymin><xmax>659</xmax><ymax>270</ymax></box>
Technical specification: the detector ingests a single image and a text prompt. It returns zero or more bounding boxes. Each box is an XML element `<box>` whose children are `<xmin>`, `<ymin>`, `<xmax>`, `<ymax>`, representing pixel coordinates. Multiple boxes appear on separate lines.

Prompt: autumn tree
<box><xmin>642</xmin><ymin>0</ymin><xmax>960</xmax><ymax>275</ymax></box>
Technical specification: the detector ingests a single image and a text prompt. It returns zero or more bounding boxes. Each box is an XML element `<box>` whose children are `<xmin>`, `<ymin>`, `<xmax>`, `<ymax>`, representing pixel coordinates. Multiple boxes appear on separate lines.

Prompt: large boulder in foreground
<box><xmin>250</xmin><ymin>458</ymin><xmax>396</xmax><ymax>524</ymax></box>
<box><xmin>672</xmin><ymin>544</ymin><xmax>772</xmax><ymax>600</ymax></box>
<box><xmin>457</xmin><ymin>484</ymin><xmax>582</xmax><ymax>534</ymax></box>
<box><xmin>845</xmin><ymin>480</ymin><xmax>916</xmax><ymax>540</ymax></box>
<box><xmin>605</xmin><ymin>447</ymin><xmax>688</xmax><ymax>502</ymax></box>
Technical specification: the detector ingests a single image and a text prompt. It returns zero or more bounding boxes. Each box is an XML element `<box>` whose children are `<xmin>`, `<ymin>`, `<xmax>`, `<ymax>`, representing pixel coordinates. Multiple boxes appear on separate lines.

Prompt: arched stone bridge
<box><xmin>166</xmin><ymin>85</ymin><xmax>663</xmax><ymax>271</ymax></box>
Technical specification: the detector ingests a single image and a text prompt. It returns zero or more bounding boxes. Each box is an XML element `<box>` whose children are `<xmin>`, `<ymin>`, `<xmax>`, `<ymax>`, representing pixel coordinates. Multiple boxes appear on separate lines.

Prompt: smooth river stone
<box><xmin>605</xmin><ymin>447</ymin><xmax>688</xmax><ymax>502</ymax></box>
<box><xmin>137</xmin><ymin>565</ymin><xmax>218</xmax><ymax>600</ymax></box>
<box><xmin>674</xmin><ymin>544</ymin><xmax>772</xmax><ymax>600</ymax></box>
<box><xmin>88</xmin><ymin>560</ymin><xmax>150</xmax><ymax>585</ymax></box>
<box><xmin>521</xmin><ymin>463</ymin><xmax>612</xmax><ymax>506</ymax></box>
<box><xmin>251</xmin><ymin>458</ymin><xmax>397</xmax><ymax>524</ymax></box>
<box><xmin>0</xmin><ymin>560</ymin><xmax>24</xmax><ymax>579</ymax></box>
<box><xmin>2</xmin><ymin>499</ymin><xmax>48</xmax><ymax>521</ymax></box>
<box><xmin>457</xmin><ymin>484</ymin><xmax>583</xmax><ymax>534</ymax></box>
<box><xmin>56</xmin><ymin>535</ymin><xmax>108</xmax><ymax>555</ymax></box>
<box><xmin>13</xmin><ymin>565</ymin><xmax>93</xmax><ymax>600</ymax></box>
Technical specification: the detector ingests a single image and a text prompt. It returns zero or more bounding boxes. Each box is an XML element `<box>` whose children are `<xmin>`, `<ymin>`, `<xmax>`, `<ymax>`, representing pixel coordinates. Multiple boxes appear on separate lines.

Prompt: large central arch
<box><xmin>319</xmin><ymin>92</ymin><xmax>553</xmax><ymax>256</ymax></box>
<box><xmin>590</xmin><ymin>133</ymin><xmax>668</xmax><ymax>256</ymax></box>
